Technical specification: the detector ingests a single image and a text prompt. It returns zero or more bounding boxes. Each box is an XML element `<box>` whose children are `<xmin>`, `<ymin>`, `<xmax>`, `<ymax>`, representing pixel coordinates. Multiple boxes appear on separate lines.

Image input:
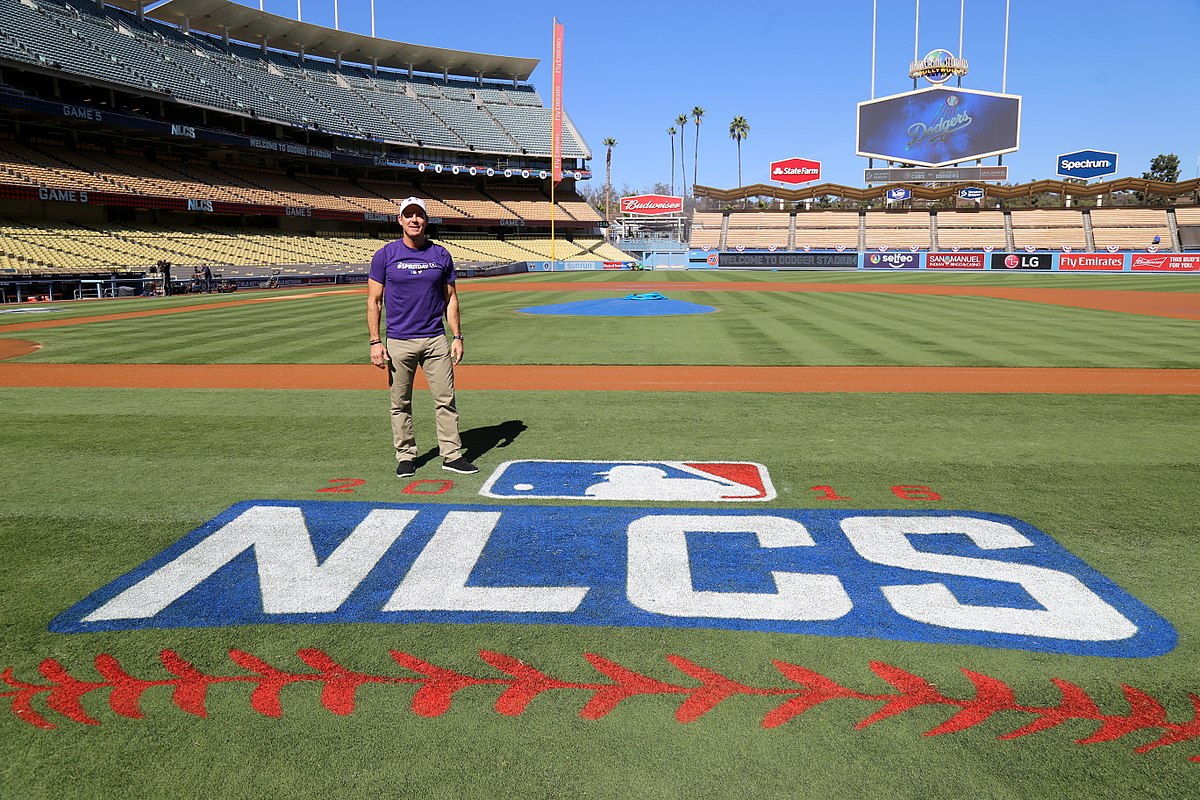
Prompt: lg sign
<box><xmin>771</xmin><ymin>157</ymin><xmax>821</xmax><ymax>185</ymax></box>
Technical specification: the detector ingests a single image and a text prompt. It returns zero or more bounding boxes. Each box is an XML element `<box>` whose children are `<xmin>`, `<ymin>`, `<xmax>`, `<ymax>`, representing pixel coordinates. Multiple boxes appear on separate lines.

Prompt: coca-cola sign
<box><xmin>620</xmin><ymin>194</ymin><xmax>683</xmax><ymax>216</ymax></box>
<box><xmin>770</xmin><ymin>157</ymin><xmax>822</xmax><ymax>185</ymax></box>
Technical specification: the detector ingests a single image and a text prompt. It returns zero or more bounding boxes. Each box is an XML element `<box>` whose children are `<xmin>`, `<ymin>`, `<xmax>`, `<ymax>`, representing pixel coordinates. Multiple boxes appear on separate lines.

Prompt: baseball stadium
<box><xmin>1</xmin><ymin>1</ymin><xmax>1198</xmax><ymax>798</ymax></box>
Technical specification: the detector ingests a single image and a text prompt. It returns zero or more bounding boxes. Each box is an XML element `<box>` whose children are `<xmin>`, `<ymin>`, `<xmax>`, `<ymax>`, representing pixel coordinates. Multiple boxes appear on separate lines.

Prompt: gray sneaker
<box><xmin>442</xmin><ymin>457</ymin><xmax>479</xmax><ymax>474</ymax></box>
<box><xmin>395</xmin><ymin>461</ymin><xmax>416</xmax><ymax>478</ymax></box>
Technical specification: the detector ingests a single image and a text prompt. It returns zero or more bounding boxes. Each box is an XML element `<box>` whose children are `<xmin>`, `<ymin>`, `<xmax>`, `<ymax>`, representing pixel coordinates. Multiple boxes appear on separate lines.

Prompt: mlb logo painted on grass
<box><xmin>51</xmin><ymin>501</ymin><xmax>1175</xmax><ymax>657</ymax></box>
<box><xmin>480</xmin><ymin>460</ymin><xmax>775</xmax><ymax>501</ymax></box>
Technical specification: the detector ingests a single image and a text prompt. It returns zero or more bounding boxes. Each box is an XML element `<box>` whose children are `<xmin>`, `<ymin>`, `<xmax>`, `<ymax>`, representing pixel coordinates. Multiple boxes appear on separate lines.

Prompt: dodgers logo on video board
<box><xmin>480</xmin><ymin>460</ymin><xmax>775</xmax><ymax>501</ymax></box>
<box><xmin>857</xmin><ymin>86</ymin><xmax>1021</xmax><ymax>167</ymax></box>
<box><xmin>50</xmin><ymin>501</ymin><xmax>1176</xmax><ymax>657</ymax></box>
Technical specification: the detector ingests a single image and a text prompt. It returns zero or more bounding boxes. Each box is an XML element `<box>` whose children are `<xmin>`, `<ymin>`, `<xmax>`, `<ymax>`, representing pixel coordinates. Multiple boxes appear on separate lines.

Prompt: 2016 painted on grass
<box><xmin>50</xmin><ymin>501</ymin><xmax>1175</xmax><ymax>657</ymax></box>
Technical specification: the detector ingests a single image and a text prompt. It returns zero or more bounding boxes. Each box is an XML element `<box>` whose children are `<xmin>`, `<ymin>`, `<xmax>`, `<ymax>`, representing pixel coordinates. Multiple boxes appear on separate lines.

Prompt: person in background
<box><xmin>366</xmin><ymin>197</ymin><xmax>477</xmax><ymax>478</ymax></box>
<box><xmin>158</xmin><ymin>260</ymin><xmax>172</xmax><ymax>296</ymax></box>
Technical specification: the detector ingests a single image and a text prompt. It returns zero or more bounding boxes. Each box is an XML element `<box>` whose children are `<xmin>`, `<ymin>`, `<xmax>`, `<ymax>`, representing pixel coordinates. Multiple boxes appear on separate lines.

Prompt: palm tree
<box><xmin>729</xmin><ymin>115</ymin><xmax>750</xmax><ymax>195</ymax></box>
<box><xmin>675</xmin><ymin>113</ymin><xmax>689</xmax><ymax>198</ymax></box>
<box><xmin>691</xmin><ymin>106</ymin><xmax>705</xmax><ymax>190</ymax></box>
<box><xmin>667</xmin><ymin>126</ymin><xmax>677</xmax><ymax>195</ymax></box>
<box><xmin>601</xmin><ymin>137</ymin><xmax>617</xmax><ymax>219</ymax></box>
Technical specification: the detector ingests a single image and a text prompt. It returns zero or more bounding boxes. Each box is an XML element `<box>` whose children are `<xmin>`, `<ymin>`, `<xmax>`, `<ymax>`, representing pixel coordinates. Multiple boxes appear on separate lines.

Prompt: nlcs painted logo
<box><xmin>480</xmin><ymin>460</ymin><xmax>775</xmax><ymax>501</ymax></box>
<box><xmin>51</xmin><ymin>502</ymin><xmax>1175</xmax><ymax>657</ymax></box>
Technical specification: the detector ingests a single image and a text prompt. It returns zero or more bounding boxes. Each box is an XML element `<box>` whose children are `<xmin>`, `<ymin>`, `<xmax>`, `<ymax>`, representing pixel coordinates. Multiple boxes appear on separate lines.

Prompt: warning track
<box><xmin>0</xmin><ymin>363</ymin><xmax>1196</xmax><ymax>394</ymax></box>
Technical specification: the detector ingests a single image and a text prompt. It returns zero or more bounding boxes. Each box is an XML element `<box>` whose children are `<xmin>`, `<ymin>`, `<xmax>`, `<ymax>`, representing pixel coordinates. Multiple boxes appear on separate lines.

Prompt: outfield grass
<box><xmin>1</xmin><ymin>271</ymin><xmax>1199</xmax><ymax>799</ymax></box>
<box><xmin>5</xmin><ymin>274</ymin><xmax>1200</xmax><ymax>367</ymax></box>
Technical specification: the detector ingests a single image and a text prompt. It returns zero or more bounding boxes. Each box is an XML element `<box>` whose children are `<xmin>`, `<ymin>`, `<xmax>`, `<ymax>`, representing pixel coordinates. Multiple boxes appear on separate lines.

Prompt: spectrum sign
<box><xmin>1057</xmin><ymin>150</ymin><xmax>1118</xmax><ymax>181</ymax></box>
<box><xmin>771</xmin><ymin>157</ymin><xmax>822</xmax><ymax>185</ymax></box>
<box><xmin>857</xmin><ymin>86</ymin><xmax>1022</xmax><ymax>167</ymax></box>
<box><xmin>620</xmin><ymin>194</ymin><xmax>683</xmax><ymax>216</ymax></box>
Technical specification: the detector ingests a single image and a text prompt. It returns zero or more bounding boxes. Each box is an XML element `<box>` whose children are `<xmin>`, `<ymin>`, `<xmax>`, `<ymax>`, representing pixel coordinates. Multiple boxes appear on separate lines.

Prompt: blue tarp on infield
<box><xmin>518</xmin><ymin>297</ymin><xmax>717</xmax><ymax>317</ymax></box>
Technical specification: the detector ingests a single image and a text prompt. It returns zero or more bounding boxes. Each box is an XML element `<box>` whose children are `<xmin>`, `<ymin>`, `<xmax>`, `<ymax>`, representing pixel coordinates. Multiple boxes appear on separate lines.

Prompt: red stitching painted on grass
<box><xmin>3</xmin><ymin>650</ymin><xmax>1199</xmax><ymax>762</ymax></box>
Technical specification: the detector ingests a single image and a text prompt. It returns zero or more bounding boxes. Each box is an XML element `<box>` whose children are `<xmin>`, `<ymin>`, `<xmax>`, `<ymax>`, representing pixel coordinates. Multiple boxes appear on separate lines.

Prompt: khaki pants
<box><xmin>386</xmin><ymin>336</ymin><xmax>462</xmax><ymax>460</ymax></box>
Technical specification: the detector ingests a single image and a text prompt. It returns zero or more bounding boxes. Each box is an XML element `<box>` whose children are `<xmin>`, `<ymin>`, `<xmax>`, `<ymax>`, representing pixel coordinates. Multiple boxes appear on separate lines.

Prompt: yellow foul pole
<box><xmin>550</xmin><ymin>18</ymin><xmax>564</xmax><ymax>263</ymax></box>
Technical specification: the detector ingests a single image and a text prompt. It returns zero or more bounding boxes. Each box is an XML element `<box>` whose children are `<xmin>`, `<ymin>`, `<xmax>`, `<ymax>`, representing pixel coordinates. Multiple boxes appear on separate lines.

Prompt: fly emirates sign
<box><xmin>52</xmin><ymin>501</ymin><xmax>1174</xmax><ymax>657</ymax></box>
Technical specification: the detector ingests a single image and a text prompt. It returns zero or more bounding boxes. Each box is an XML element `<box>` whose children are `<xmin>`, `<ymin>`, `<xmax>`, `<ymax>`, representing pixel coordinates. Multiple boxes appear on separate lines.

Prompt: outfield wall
<box><xmin>688</xmin><ymin>250</ymin><xmax>1200</xmax><ymax>273</ymax></box>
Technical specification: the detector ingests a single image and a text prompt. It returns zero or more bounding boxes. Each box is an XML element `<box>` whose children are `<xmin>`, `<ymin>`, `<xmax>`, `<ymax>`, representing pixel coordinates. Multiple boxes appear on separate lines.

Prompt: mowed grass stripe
<box><xmin>9</xmin><ymin>282</ymin><xmax>1200</xmax><ymax>367</ymax></box>
<box><xmin>18</xmin><ymin>297</ymin><xmax>368</xmax><ymax>364</ymax></box>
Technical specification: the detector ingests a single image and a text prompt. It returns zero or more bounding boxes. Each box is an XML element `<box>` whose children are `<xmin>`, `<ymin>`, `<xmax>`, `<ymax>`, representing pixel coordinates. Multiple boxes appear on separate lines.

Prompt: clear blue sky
<box><xmin>244</xmin><ymin>1</ymin><xmax>1200</xmax><ymax>191</ymax></box>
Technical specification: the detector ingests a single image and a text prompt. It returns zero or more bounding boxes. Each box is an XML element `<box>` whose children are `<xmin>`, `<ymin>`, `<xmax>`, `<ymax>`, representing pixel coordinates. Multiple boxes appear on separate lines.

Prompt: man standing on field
<box><xmin>367</xmin><ymin>197</ymin><xmax>477</xmax><ymax>478</ymax></box>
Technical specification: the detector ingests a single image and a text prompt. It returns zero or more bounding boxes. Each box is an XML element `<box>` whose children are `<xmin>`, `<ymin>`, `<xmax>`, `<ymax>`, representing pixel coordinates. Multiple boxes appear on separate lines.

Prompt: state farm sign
<box><xmin>620</xmin><ymin>194</ymin><xmax>683</xmax><ymax>216</ymax></box>
<box><xmin>771</xmin><ymin>157</ymin><xmax>821</xmax><ymax>185</ymax></box>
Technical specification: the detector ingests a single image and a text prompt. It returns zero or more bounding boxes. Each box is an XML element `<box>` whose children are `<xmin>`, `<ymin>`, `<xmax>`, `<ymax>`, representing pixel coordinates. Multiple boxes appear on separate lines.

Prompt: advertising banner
<box><xmin>1056</xmin><ymin>150</ymin><xmax>1118</xmax><ymax>181</ymax></box>
<box><xmin>958</xmin><ymin>187</ymin><xmax>985</xmax><ymax>200</ymax></box>
<box><xmin>991</xmin><ymin>253</ymin><xmax>1052</xmax><ymax>271</ymax></box>
<box><xmin>1058</xmin><ymin>253</ymin><xmax>1126</xmax><ymax>271</ymax></box>
<box><xmin>770</xmin><ymin>157</ymin><xmax>822</xmax><ymax>185</ymax></box>
<box><xmin>1130</xmin><ymin>253</ymin><xmax>1200</xmax><ymax>272</ymax></box>
<box><xmin>857</xmin><ymin>86</ymin><xmax>1021</xmax><ymax>167</ymax></box>
<box><xmin>721</xmin><ymin>252</ymin><xmax>858</xmax><ymax>269</ymax></box>
<box><xmin>865</xmin><ymin>166</ymin><xmax>1008</xmax><ymax>183</ymax></box>
<box><xmin>551</xmin><ymin>19</ymin><xmax>564</xmax><ymax>183</ymax></box>
<box><xmin>926</xmin><ymin>252</ymin><xmax>985</xmax><ymax>269</ymax></box>
<box><xmin>620</xmin><ymin>195</ymin><xmax>684</xmax><ymax>216</ymax></box>
<box><xmin>885</xmin><ymin>187</ymin><xmax>912</xmax><ymax>202</ymax></box>
<box><xmin>864</xmin><ymin>252</ymin><xmax>919</xmax><ymax>269</ymax></box>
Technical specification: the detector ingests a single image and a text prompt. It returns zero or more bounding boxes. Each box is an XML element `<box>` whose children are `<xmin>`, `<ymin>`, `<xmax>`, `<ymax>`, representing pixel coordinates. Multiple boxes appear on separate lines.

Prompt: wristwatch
<box><xmin>452</xmin><ymin>334</ymin><xmax>464</xmax><ymax>341</ymax></box>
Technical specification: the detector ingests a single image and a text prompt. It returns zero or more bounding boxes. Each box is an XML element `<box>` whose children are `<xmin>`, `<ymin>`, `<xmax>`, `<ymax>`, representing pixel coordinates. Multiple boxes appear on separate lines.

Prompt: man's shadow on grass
<box><xmin>413</xmin><ymin>419</ymin><xmax>528</xmax><ymax>470</ymax></box>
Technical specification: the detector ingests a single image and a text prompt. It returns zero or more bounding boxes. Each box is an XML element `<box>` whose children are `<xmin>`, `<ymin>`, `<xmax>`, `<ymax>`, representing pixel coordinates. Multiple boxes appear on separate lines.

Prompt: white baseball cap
<box><xmin>397</xmin><ymin>196</ymin><xmax>428</xmax><ymax>216</ymax></box>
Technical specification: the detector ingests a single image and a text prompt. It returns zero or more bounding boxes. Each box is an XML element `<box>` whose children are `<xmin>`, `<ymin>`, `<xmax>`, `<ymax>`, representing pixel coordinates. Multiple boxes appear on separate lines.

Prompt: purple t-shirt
<box><xmin>368</xmin><ymin>239</ymin><xmax>456</xmax><ymax>339</ymax></box>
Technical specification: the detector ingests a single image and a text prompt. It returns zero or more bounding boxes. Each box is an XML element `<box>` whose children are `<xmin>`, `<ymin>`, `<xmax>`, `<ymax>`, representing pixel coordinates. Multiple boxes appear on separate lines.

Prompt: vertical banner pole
<box><xmin>957</xmin><ymin>0</ymin><xmax>964</xmax><ymax>86</ymax></box>
<box><xmin>870</xmin><ymin>0</ymin><xmax>877</xmax><ymax>99</ymax></box>
<box><xmin>1002</xmin><ymin>0</ymin><xmax>1011</xmax><ymax>93</ymax></box>
<box><xmin>551</xmin><ymin>18</ymin><xmax>564</xmax><ymax>263</ymax></box>
<box><xmin>913</xmin><ymin>0</ymin><xmax>920</xmax><ymax>88</ymax></box>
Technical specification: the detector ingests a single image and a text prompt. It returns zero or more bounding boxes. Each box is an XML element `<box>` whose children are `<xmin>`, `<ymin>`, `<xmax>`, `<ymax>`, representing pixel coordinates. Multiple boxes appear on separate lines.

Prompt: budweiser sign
<box><xmin>620</xmin><ymin>194</ymin><xmax>683</xmax><ymax>216</ymax></box>
<box><xmin>1131</xmin><ymin>254</ymin><xmax>1200</xmax><ymax>272</ymax></box>
<box><xmin>770</xmin><ymin>157</ymin><xmax>821</xmax><ymax>185</ymax></box>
